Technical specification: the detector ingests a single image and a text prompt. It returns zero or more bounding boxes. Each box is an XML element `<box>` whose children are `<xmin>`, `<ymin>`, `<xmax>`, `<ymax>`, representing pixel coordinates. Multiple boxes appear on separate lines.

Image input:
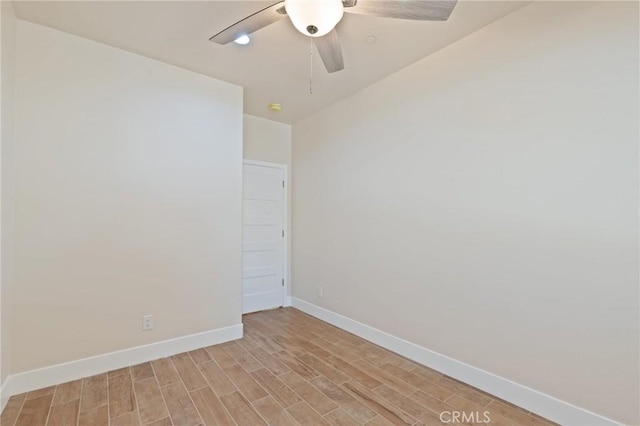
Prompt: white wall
<box><xmin>12</xmin><ymin>21</ymin><xmax>243</xmax><ymax>374</ymax></box>
<box><xmin>243</xmin><ymin>114</ymin><xmax>293</xmax><ymax>299</ymax></box>
<box><xmin>244</xmin><ymin>114</ymin><xmax>292</xmax><ymax>167</ymax></box>
<box><xmin>0</xmin><ymin>0</ymin><xmax>16</xmax><ymax>388</ymax></box>
<box><xmin>292</xmin><ymin>2</ymin><xmax>639</xmax><ymax>424</ymax></box>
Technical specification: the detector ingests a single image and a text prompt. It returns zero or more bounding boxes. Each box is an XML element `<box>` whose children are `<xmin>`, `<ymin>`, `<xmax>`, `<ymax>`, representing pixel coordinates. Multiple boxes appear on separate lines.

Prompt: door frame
<box><xmin>242</xmin><ymin>159</ymin><xmax>289</xmax><ymax>309</ymax></box>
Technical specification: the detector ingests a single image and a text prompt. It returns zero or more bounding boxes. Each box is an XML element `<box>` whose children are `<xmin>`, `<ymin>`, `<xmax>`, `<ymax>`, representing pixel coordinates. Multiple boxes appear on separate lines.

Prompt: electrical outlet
<box><xmin>142</xmin><ymin>315</ymin><xmax>154</xmax><ymax>331</ymax></box>
<box><xmin>317</xmin><ymin>286</ymin><xmax>323</xmax><ymax>298</ymax></box>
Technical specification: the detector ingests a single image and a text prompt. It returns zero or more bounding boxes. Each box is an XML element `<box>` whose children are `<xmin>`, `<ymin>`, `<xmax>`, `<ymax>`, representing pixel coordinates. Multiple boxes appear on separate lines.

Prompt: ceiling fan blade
<box><xmin>209</xmin><ymin>1</ymin><xmax>287</xmax><ymax>45</ymax></box>
<box><xmin>344</xmin><ymin>0</ymin><xmax>457</xmax><ymax>21</ymax></box>
<box><xmin>314</xmin><ymin>29</ymin><xmax>344</xmax><ymax>73</ymax></box>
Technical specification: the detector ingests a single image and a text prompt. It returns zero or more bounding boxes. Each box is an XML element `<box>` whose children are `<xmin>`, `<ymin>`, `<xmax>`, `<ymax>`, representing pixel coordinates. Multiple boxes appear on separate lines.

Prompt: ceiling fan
<box><xmin>209</xmin><ymin>0</ymin><xmax>458</xmax><ymax>73</ymax></box>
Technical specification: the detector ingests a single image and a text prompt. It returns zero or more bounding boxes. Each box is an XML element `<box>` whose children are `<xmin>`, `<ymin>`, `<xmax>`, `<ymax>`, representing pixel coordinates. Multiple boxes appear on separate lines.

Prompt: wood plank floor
<box><xmin>1</xmin><ymin>308</ymin><xmax>557</xmax><ymax>426</ymax></box>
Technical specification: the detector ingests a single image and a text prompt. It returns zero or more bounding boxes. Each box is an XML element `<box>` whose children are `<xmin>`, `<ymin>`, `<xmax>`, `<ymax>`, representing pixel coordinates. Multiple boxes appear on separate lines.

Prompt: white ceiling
<box><xmin>13</xmin><ymin>1</ymin><xmax>528</xmax><ymax>124</ymax></box>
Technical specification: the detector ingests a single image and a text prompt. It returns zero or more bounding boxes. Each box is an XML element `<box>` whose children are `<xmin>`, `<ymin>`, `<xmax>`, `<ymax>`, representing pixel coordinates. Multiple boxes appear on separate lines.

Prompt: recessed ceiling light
<box><xmin>365</xmin><ymin>35</ymin><xmax>377</xmax><ymax>44</ymax></box>
<box><xmin>268</xmin><ymin>103</ymin><xmax>282</xmax><ymax>112</ymax></box>
<box><xmin>234</xmin><ymin>34</ymin><xmax>250</xmax><ymax>45</ymax></box>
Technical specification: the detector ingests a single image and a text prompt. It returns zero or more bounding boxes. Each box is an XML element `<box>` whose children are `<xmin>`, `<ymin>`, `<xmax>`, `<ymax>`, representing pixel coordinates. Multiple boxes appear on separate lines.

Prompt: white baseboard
<box><xmin>284</xmin><ymin>296</ymin><xmax>293</xmax><ymax>307</ymax></box>
<box><xmin>0</xmin><ymin>378</ymin><xmax>9</xmax><ymax>413</ymax></box>
<box><xmin>1</xmin><ymin>323</ymin><xmax>243</xmax><ymax>401</ymax></box>
<box><xmin>291</xmin><ymin>297</ymin><xmax>621</xmax><ymax>426</ymax></box>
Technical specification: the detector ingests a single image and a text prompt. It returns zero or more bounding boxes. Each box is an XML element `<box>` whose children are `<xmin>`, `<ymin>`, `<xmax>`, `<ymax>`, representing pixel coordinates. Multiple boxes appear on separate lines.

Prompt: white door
<box><xmin>242</xmin><ymin>162</ymin><xmax>285</xmax><ymax>314</ymax></box>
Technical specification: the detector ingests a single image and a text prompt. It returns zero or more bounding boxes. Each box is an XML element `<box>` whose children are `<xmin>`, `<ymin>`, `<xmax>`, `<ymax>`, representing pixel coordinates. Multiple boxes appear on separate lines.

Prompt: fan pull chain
<box><xmin>309</xmin><ymin>37</ymin><xmax>313</xmax><ymax>95</ymax></box>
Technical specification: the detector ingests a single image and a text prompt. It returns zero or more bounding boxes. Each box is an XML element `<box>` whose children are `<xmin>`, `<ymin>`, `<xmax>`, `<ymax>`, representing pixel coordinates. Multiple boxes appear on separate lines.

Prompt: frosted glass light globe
<box><xmin>284</xmin><ymin>0</ymin><xmax>344</xmax><ymax>37</ymax></box>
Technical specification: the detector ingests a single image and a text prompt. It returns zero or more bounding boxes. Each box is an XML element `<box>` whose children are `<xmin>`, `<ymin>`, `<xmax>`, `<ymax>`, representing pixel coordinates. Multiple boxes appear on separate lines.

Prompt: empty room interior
<box><xmin>0</xmin><ymin>0</ymin><xmax>638</xmax><ymax>425</ymax></box>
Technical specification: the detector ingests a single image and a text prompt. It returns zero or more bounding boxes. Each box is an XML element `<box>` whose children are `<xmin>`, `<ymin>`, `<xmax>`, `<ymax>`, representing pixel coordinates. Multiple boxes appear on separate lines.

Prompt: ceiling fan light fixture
<box><xmin>233</xmin><ymin>34</ymin><xmax>250</xmax><ymax>45</ymax></box>
<box><xmin>284</xmin><ymin>0</ymin><xmax>344</xmax><ymax>37</ymax></box>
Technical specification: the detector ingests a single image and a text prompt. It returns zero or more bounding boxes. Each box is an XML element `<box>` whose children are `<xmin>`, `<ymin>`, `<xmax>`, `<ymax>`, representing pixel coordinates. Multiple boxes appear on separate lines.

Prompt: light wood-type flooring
<box><xmin>1</xmin><ymin>308</ymin><xmax>556</xmax><ymax>426</ymax></box>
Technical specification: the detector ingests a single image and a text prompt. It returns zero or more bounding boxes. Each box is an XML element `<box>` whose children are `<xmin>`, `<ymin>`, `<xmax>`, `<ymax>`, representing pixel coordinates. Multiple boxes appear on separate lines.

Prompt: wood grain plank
<box><xmin>131</xmin><ymin>362</ymin><xmax>155</xmax><ymax>382</ymax></box>
<box><xmin>272</xmin><ymin>351</ymin><xmax>319</xmax><ymax>380</ymax></box>
<box><xmin>15</xmin><ymin>394</ymin><xmax>53</xmax><ymax>426</ymax></box>
<box><xmin>160</xmin><ymin>382</ymin><xmax>188</xmax><ymax>401</ymax></box>
<box><xmin>189</xmin><ymin>348</ymin><xmax>211</xmax><ymax>364</ymax></box>
<box><xmin>144</xmin><ymin>418</ymin><xmax>173</xmax><ymax>426</ymax></box>
<box><xmin>204</xmin><ymin>345</ymin><xmax>237</xmax><ymax>369</ymax></box>
<box><xmin>26</xmin><ymin>386</ymin><xmax>55</xmax><ymax>401</ymax></box>
<box><xmin>190</xmin><ymin>386</ymin><xmax>234</xmax><ymax>425</ymax></box>
<box><xmin>436</xmin><ymin>376</ymin><xmax>493</xmax><ymax>407</ymax></box>
<box><xmin>297</xmin><ymin>353</ymin><xmax>349</xmax><ymax>384</ymax></box>
<box><xmin>372</xmin><ymin>385</ymin><xmax>444</xmax><ymax>425</ymax></box>
<box><xmin>242</xmin><ymin>316</ymin><xmax>284</xmax><ymax>338</ymax></box>
<box><xmin>386</xmin><ymin>356</ymin><xmax>419</xmax><ymax>373</ymax></box>
<box><xmin>52</xmin><ymin>380</ymin><xmax>82</xmax><ymax>406</ymax></box>
<box><xmin>171</xmin><ymin>353</ymin><xmax>207</xmax><ymax>391</ymax></box>
<box><xmin>366</xmin><ymin>416</ymin><xmax>396</xmax><ymax>426</ymax></box>
<box><xmin>319</xmin><ymin>334</ymin><xmax>368</xmax><ymax>359</ymax></box>
<box><xmin>408</xmin><ymin>365</ymin><xmax>442</xmax><ymax>383</ymax></box>
<box><xmin>362</xmin><ymin>348</ymin><xmax>418</xmax><ymax>372</ymax></box>
<box><xmin>134</xmin><ymin>377</ymin><xmax>168</xmax><ymax>425</ymax></box>
<box><xmin>292</xmin><ymin>338</ymin><xmax>334</xmax><ymax>359</ymax></box>
<box><xmin>342</xmin><ymin>380</ymin><xmax>416</xmax><ymax>426</ymax></box>
<box><xmin>411</xmin><ymin>381</ymin><xmax>453</xmax><ymax>402</ymax></box>
<box><xmin>108</xmin><ymin>368</ymin><xmax>130</xmax><ymax>378</ymax></box>
<box><xmin>279</xmin><ymin>371</ymin><xmax>338</xmax><ymax>415</ymax></box>
<box><xmin>277</xmin><ymin>323</ymin><xmax>323</xmax><ymax>342</ymax></box>
<box><xmin>77</xmin><ymin>405</ymin><xmax>108</xmax><ymax>426</ymax></box>
<box><xmin>353</xmin><ymin>360</ymin><xmax>417</xmax><ymax>395</ymax></box>
<box><xmin>249</xmin><ymin>346</ymin><xmax>291</xmax><ymax>375</ymax></box>
<box><xmin>1</xmin><ymin>393</ymin><xmax>27</xmax><ymax>426</ymax></box>
<box><xmin>46</xmin><ymin>399</ymin><xmax>79</xmax><ymax>426</ymax></box>
<box><xmin>252</xmin><ymin>395</ymin><xmax>299</xmax><ymax>425</ymax></box>
<box><xmin>236</xmin><ymin>333</ymin><xmax>262</xmax><ymax>351</ymax></box>
<box><xmin>197</xmin><ymin>360</ymin><xmax>237</xmax><ymax>396</ymax></box>
<box><xmin>133</xmin><ymin>377</ymin><xmax>162</xmax><ymax>406</ymax></box>
<box><xmin>310</xmin><ymin>376</ymin><xmax>376</xmax><ymax>423</ymax></box>
<box><xmin>380</xmin><ymin>363</ymin><xmax>446</xmax><ymax>395</ymax></box>
<box><xmin>271</xmin><ymin>336</ymin><xmax>307</xmax><ymax>356</ymax></box>
<box><xmin>250</xmin><ymin>368</ymin><xmax>301</xmax><ymax>408</ymax></box>
<box><xmin>80</xmin><ymin>374</ymin><xmax>107</xmax><ymax>412</ymax></box>
<box><xmin>396</xmin><ymin>370</ymin><xmax>452</xmax><ymax>401</ymax></box>
<box><xmin>318</xmin><ymin>327</ymin><xmax>365</xmax><ymax>348</ymax></box>
<box><xmin>108</xmin><ymin>373</ymin><xmax>136</xmax><ymax>418</ymax></box>
<box><xmin>488</xmin><ymin>400</ymin><xmax>537</xmax><ymax>424</ymax></box>
<box><xmin>528</xmin><ymin>412</ymin><xmax>559</xmax><ymax>426</ymax></box>
<box><xmin>220</xmin><ymin>391</ymin><xmax>267</xmax><ymax>426</ymax></box>
<box><xmin>151</xmin><ymin>358</ymin><xmax>180</xmax><ymax>387</ymax></box>
<box><xmin>406</xmin><ymin>390</ymin><xmax>452</xmax><ymax>415</ymax></box>
<box><xmin>288</xmin><ymin>401</ymin><xmax>331</xmax><ymax>426</ymax></box>
<box><xmin>310</xmin><ymin>339</ymin><xmax>360</xmax><ymax>363</ymax></box>
<box><xmin>222</xmin><ymin>342</ymin><xmax>263</xmax><ymax>371</ymax></box>
<box><xmin>138</xmin><ymin>398</ymin><xmax>169</xmax><ymax>426</ymax></box>
<box><xmin>223</xmin><ymin>364</ymin><xmax>268</xmax><ymax>402</ymax></box>
<box><xmin>251</xmin><ymin>334</ymin><xmax>286</xmax><ymax>354</ymax></box>
<box><xmin>324</xmin><ymin>357</ymin><xmax>381</xmax><ymax>389</ymax></box>
<box><xmin>110</xmin><ymin>411</ymin><xmax>140</xmax><ymax>426</ymax></box>
<box><xmin>324</xmin><ymin>408</ymin><xmax>360</xmax><ymax>426</ymax></box>
<box><xmin>361</xmin><ymin>356</ymin><xmax>389</xmax><ymax>369</ymax></box>
<box><xmin>163</xmin><ymin>392</ymin><xmax>202</xmax><ymax>426</ymax></box>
